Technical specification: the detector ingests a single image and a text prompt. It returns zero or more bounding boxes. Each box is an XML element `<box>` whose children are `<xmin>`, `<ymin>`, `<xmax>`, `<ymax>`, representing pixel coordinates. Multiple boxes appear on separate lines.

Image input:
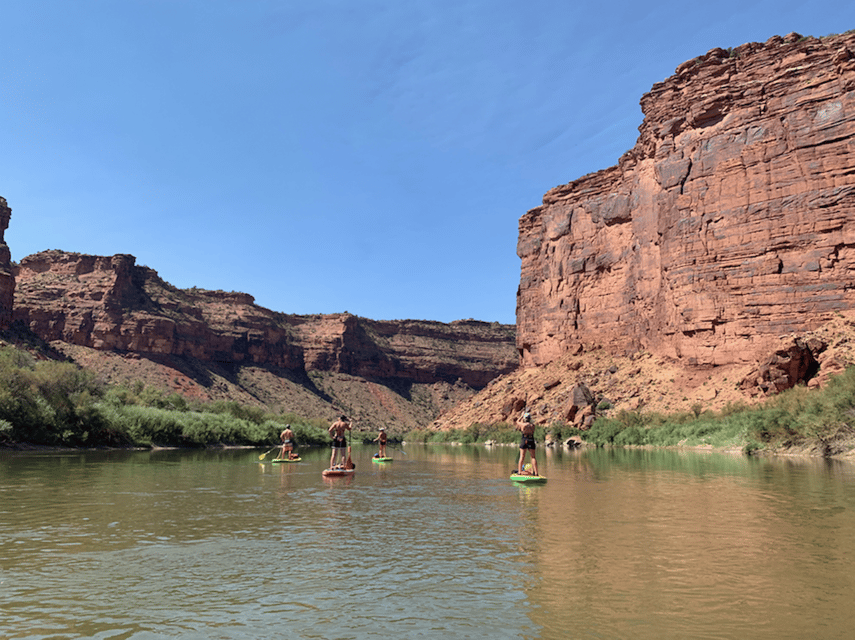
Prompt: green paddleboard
<box><xmin>272</xmin><ymin>457</ymin><xmax>301</xmax><ymax>463</ymax></box>
<box><xmin>372</xmin><ymin>456</ymin><xmax>393</xmax><ymax>463</ymax></box>
<box><xmin>510</xmin><ymin>473</ymin><xmax>547</xmax><ymax>484</ymax></box>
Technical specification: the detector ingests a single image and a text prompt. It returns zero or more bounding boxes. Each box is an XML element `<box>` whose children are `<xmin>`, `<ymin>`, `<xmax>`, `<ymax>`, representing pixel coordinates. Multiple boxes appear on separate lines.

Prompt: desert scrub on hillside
<box><xmin>0</xmin><ymin>345</ymin><xmax>326</xmax><ymax>448</ymax></box>
<box><xmin>582</xmin><ymin>366</ymin><xmax>855</xmax><ymax>456</ymax></box>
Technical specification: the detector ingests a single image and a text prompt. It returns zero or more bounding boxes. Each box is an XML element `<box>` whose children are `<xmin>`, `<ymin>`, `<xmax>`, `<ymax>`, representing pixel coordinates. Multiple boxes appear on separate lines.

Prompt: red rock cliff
<box><xmin>0</xmin><ymin>197</ymin><xmax>13</xmax><ymax>329</ymax></box>
<box><xmin>13</xmin><ymin>250</ymin><xmax>517</xmax><ymax>389</ymax></box>
<box><xmin>517</xmin><ymin>32</ymin><xmax>855</xmax><ymax>369</ymax></box>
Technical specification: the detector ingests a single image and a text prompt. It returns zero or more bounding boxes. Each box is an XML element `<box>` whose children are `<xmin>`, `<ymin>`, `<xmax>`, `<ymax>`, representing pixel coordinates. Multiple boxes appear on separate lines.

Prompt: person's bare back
<box><xmin>328</xmin><ymin>415</ymin><xmax>352</xmax><ymax>468</ymax></box>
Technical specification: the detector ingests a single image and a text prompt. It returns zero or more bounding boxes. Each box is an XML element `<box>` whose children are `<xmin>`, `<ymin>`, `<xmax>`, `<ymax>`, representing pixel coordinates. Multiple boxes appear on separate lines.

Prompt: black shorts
<box><xmin>520</xmin><ymin>437</ymin><xmax>536</xmax><ymax>450</ymax></box>
<box><xmin>332</xmin><ymin>437</ymin><xmax>347</xmax><ymax>449</ymax></box>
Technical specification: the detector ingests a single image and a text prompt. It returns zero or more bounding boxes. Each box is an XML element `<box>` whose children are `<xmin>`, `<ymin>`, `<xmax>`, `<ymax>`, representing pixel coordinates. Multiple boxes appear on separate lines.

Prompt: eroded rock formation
<box><xmin>437</xmin><ymin>32</ymin><xmax>855</xmax><ymax>430</ymax></box>
<box><xmin>517</xmin><ymin>32</ymin><xmax>855</xmax><ymax>370</ymax></box>
<box><xmin>13</xmin><ymin>250</ymin><xmax>517</xmax><ymax>391</ymax></box>
<box><xmin>0</xmin><ymin>197</ymin><xmax>13</xmax><ymax>329</ymax></box>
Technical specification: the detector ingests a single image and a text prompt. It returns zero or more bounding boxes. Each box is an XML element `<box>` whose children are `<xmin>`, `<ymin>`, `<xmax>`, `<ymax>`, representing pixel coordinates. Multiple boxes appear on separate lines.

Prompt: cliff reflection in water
<box><xmin>520</xmin><ymin>448</ymin><xmax>855</xmax><ymax>640</ymax></box>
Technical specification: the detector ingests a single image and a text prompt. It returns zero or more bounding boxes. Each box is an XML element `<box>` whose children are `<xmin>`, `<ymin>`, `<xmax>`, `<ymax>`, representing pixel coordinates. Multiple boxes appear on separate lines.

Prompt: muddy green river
<box><xmin>2</xmin><ymin>444</ymin><xmax>854</xmax><ymax>639</ymax></box>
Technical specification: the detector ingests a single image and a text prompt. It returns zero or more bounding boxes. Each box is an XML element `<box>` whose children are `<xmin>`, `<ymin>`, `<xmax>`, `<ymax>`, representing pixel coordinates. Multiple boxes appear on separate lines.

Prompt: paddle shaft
<box><xmin>259</xmin><ymin>445</ymin><xmax>279</xmax><ymax>460</ymax></box>
<box><xmin>345</xmin><ymin>421</ymin><xmax>355</xmax><ymax>470</ymax></box>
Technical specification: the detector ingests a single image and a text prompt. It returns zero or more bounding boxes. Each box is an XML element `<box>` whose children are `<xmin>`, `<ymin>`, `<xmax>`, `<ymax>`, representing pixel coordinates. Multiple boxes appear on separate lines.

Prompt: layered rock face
<box><xmin>517</xmin><ymin>32</ymin><xmax>855</xmax><ymax>369</ymax></box>
<box><xmin>13</xmin><ymin>250</ymin><xmax>517</xmax><ymax>389</ymax></box>
<box><xmin>0</xmin><ymin>197</ymin><xmax>13</xmax><ymax>329</ymax></box>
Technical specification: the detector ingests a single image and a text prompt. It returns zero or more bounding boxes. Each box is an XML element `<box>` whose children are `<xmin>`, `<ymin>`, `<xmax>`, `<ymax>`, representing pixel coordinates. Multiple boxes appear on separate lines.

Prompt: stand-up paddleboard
<box><xmin>272</xmin><ymin>457</ymin><xmax>301</xmax><ymax>463</ymax></box>
<box><xmin>510</xmin><ymin>473</ymin><xmax>547</xmax><ymax>484</ymax></box>
<box><xmin>322</xmin><ymin>467</ymin><xmax>355</xmax><ymax>477</ymax></box>
<box><xmin>372</xmin><ymin>456</ymin><xmax>393</xmax><ymax>463</ymax></box>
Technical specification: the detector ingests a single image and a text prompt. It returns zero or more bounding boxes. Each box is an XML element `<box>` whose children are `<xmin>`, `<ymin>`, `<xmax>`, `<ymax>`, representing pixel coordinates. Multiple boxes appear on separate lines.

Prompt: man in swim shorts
<box><xmin>280</xmin><ymin>424</ymin><xmax>298</xmax><ymax>460</ymax></box>
<box><xmin>329</xmin><ymin>415</ymin><xmax>352</xmax><ymax>469</ymax></box>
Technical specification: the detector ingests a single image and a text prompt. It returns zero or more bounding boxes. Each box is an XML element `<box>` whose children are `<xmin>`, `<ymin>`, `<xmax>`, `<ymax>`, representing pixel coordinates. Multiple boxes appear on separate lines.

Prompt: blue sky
<box><xmin>2</xmin><ymin>1</ymin><xmax>853</xmax><ymax>324</ymax></box>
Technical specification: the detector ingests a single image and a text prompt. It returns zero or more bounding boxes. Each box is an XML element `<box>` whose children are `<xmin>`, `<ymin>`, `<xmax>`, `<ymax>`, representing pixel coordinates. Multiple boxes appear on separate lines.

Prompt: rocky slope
<box><xmin>436</xmin><ymin>309</ymin><xmax>855</xmax><ymax>431</ymax></box>
<box><xmin>0</xmin><ymin>197</ymin><xmax>13</xmax><ymax>329</ymax></box>
<box><xmin>11</xmin><ymin>250</ymin><xmax>517</xmax><ymax>430</ymax></box>
<box><xmin>440</xmin><ymin>31</ymin><xmax>855</xmax><ymax>430</ymax></box>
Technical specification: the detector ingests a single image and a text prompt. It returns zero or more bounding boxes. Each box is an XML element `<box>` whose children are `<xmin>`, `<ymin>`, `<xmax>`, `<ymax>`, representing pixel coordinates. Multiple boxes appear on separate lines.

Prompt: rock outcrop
<box><xmin>12</xmin><ymin>250</ymin><xmax>517</xmax><ymax>429</ymax></box>
<box><xmin>517</xmin><ymin>32</ymin><xmax>855</xmax><ymax>370</ymax></box>
<box><xmin>438</xmin><ymin>32</ymin><xmax>855</xmax><ymax>430</ymax></box>
<box><xmin>0</xmin><ymin>197</ymin><xmax>13</xmax><ymax>329</ymax></box>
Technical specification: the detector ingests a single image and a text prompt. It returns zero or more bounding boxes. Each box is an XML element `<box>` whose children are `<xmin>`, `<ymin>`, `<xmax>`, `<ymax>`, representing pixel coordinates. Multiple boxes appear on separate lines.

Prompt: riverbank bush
<box><xmin>583</xmin><ymin>367</ymin><xmax>855</xmax><ymax>455</ymax></box>
<box><xmin>0</xmin><ymin>346</ymin><xmax>329</xmax><ymax>448</ymax></box>
<box><xmin>404</xmin><ymin>422</ymin><xmax>549</xmax><ymax>444</ymax></box>
<box><xmin>403</xmin><ymin>368</ymin><xmax>855</xmax><ymax>457</ymax></box>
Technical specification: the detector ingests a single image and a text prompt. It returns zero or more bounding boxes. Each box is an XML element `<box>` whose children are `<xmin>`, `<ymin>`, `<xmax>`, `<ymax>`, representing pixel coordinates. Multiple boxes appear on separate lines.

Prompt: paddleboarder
<box><xmin>516</xmin><ymin>412</ymin><xmax>539</xmax><ymax>476</ymax></box>
<box><xmin>373</xmin><ymin>427</ymin><xmax>388</xmax><ymax>459</ymax></box>
<box><xmin>280</xmin><ymin>424</ymin><xmax>298</xmax><ymax>460</ymax></box>
<box><xmin>329</xmin><ymin>415</ymin><xmax>352</xmax><ymax>469</ymax></box>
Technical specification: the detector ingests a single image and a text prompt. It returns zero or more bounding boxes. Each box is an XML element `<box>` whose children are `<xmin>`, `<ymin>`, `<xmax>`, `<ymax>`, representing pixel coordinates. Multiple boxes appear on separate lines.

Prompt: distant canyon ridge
<box><xmin>6</xmin><ymin>32</ymin><xmax>855</xmax><ymax>433</ymax></box>
<box><xmin>3</xmin><ymin>246</ymin><xmax>516</xmax><ymax>430</ymax></box>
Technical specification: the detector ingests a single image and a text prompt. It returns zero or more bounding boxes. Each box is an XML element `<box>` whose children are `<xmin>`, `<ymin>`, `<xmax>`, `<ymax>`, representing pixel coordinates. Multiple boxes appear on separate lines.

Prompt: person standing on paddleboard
<box><xmin>329</xmin><ymin>415</ymin><xmax>352</xmax><ymax>469</ymax></box>
<box><xmin>517</xmin><ymin>412</ymin><xmax>539</xmax><ymax>476</ymax></box>
<box><xmin>372</xmin><ymin>427</ymin><xmax>388</xmax><ymax>458</ymax></box>
<box><xmin>280</xmin><ymin>424</ymin><xmax>297</xmax><ymax>460</ymax></box>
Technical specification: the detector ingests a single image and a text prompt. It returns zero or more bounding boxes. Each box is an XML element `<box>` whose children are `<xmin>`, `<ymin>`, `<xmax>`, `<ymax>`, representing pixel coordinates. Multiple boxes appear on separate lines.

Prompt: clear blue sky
<box><xmin>2</xmin><ymin>1</ymin><xmax>853</xmax><ymax>324</ymax></box>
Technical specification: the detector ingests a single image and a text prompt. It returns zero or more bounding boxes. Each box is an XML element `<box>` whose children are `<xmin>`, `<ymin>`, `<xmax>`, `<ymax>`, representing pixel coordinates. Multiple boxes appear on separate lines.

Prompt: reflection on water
<box><xmin>2</xmin><ymin>445</ymin><xmax>854</xmax><ymax>639</ymax></box>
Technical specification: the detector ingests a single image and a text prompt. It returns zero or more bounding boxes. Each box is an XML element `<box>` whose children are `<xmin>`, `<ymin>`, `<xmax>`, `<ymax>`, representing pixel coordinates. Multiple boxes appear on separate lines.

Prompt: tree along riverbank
<box><xmin>0</xmin><ymin>345</ymin><xmax>333</xmax><ymax>449</ymax></box>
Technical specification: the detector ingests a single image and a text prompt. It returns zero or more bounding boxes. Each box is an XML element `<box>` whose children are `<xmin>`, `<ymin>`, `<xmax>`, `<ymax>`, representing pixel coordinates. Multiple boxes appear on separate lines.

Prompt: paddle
<box><xmin>390</xmin><ymin>445</ymin><xmax>407</xmax><ymax>456</ymax></box>
<box><xmin>344</xmin><ymin>422</ymin><xmax>355</xmax><ymax>470</ymax></box>
<box><xmin>258</xmin><ymin>446</ymin><xmax>279</xmax><ymax>461</ymax></box>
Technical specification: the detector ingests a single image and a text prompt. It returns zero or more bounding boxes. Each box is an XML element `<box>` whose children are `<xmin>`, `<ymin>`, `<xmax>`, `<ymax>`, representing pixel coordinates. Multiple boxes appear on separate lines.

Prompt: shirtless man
<box><xmin>280</xmin><ymin>424</ymin><xmax>297</xmax><ymax>460</ymax></box>
<box><xmin>373</xmin><ymin>427</ymin><xmax>388</xmax><ymax>458</ymax></box>
<box><xmin>516</xmin><ymin>412</ymin><xmax>539</xmax><ymax>476</ymax></box>
<box><xmin>328</xmin><ymin>415</ymin><xmax>352</xmax><ymax>469</ymax></box>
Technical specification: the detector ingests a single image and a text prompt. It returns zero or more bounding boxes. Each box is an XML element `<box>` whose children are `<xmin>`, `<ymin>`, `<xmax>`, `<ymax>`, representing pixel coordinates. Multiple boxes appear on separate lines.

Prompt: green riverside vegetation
<box><xmin>584</xmin><ymin>366</ymin><xmax>855</xmax><ymax>455</ymax></box>
<box><xmin>0</xmin><ymin>346</ymin><xmax>330</xmax><ymax>449</ymax></box>
<box><xmin>3</xmin><ymin>343</ymin><xmax>854</xmax><ymax>457</ymax></box>
<box><xmin>406</xmin><ymin>366</ymin><xmax>855</xmax><ymax>457</ymax></box>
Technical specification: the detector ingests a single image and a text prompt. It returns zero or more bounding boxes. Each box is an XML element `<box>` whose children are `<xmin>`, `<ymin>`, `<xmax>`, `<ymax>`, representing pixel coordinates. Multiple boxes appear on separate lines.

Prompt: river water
<box><xmin>2</xmin><ymin>444</ymin><xmax>854</xmax><ymax>640</ymax></box>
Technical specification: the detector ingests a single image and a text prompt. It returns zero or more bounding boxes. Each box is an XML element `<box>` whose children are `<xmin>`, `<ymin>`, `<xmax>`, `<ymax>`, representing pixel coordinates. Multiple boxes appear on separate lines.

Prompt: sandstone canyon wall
<box><xmin>12</xmin><ymin>250</ymin><xmax>517</xmax><ymax>409</ymax></box>
<box><xmin>0</xmin><ymin>197</ymin><xmax>13</xmax><ymax>329</ymax></box>
<box><xmin>517</xmin><ymin>32</ymin><xmax>855</xmax><ymax>370</ymax></box>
